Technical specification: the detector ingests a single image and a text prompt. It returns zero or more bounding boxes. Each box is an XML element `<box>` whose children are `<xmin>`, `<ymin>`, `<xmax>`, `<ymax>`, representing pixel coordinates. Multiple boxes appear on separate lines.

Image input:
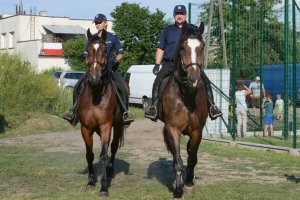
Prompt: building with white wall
<box><xmin>0</xmin><ymin>10</ymin><xmax>113</xmax><ymax>73</ymax></box>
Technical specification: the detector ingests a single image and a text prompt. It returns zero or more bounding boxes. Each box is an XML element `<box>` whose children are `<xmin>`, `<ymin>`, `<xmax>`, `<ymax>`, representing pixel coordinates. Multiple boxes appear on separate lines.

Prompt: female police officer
<box><xmin>144</xmin><ymin>5</ymin><xmax>222</xmax><ymax>121</ymax></box>
<box><xmin>63</xmin><ymin>13</ymin><xmax>134</xmax><ymax>126</ymax></box>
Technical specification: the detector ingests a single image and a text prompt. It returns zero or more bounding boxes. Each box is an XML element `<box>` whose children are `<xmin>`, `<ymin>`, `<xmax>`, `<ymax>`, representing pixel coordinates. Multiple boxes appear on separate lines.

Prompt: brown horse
<box><xmin>77</xmin><ymin>29</ymin><xmax>125</xmax><ymax>196</ymax></box>
<box><xmin>159</xmin><ymin>22</ymin><xmax>208</xmax><ymax>199</ymax></box>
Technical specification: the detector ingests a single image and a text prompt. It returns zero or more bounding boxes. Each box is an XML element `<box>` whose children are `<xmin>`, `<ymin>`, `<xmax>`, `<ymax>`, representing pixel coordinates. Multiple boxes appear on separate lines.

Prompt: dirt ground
<box><xmin>0</xmin><ymin>119</ymin><xmax>288</xmax><ymax>186</ymax></box>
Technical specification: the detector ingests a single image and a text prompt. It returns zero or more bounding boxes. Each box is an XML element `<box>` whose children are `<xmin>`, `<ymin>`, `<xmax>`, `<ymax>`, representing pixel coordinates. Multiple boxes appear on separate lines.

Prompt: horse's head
<box><xmin>86</xmin><ymin>28</ymin><xmax>107</xmax><ymax>86</ymax></box>
<box><xmin>178</xmin><ymin>22</ymin><xmax>205</xmax><ymax>87</ymax></box>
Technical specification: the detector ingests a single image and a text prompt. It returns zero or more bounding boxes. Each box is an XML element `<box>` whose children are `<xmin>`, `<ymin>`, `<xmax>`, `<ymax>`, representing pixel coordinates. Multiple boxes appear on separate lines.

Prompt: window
<box><xmin>8</xmin><ymin>31</ymin><xmax>14</xmax><ymax>48</ymax></box>
<box><xmin>0</xmin><ymin>33</ymin><xmax>6</xmax><ymax>49</ymax></box>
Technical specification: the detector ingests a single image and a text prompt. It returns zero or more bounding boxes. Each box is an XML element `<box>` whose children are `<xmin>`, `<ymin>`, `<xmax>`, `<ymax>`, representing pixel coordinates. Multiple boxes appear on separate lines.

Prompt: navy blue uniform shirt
<box><xmin>89</xmin><ymin>31</ymin><xmax>124</xmax><ymax>61</ymax></box>
<box><xmin>156</xmin><ymin>23</ymin><xmax>198</xmax><ymax>61</ymax></box>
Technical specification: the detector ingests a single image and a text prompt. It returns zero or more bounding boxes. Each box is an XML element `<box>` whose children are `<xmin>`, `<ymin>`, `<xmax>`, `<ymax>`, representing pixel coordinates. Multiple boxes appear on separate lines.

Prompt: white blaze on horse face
<box><xmin>187</xmin><ymin>38</ymin><xmax>200</xmax><ymax>70</ymax></box>
<box><xmin>93</xmin><ymin>43</ymin><xmax>99</xmax><ymax>69</ymax></box>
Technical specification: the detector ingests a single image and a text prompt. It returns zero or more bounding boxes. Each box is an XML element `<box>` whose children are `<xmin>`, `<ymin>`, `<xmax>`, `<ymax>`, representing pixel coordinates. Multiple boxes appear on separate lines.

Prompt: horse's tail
<box><xmin>163</xmin><ymin>125</ymin><xmax>171</xmax><ymax>153</ymax></box>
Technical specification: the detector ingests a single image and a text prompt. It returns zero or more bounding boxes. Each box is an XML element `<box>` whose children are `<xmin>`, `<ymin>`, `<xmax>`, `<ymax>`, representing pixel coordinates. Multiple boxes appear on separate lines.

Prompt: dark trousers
<box><xmin>151</xmin><ymin>63</ymin><xmax>215</xmax><ymax>106</ymax></box>
<box><xmin>152</xmin><ymin>62</ymin><xmax>176</xmax><ymax>103</ymax></box>
<box><xmin>73</xmin><ymin>70</ymin><xmax>128</xmax><ymax>111</ymax></box>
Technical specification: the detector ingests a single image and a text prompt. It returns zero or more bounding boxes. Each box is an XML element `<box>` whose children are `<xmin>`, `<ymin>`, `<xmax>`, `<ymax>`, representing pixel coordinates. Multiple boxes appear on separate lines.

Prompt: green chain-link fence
<box><xmin>189</xmin><ymin>0</ymin><xmax>299</xmax><ymax>148</ymax></box>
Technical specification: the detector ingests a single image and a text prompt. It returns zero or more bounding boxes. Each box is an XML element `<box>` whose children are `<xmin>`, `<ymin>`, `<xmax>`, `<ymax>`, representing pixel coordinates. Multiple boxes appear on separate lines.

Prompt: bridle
<box><xmin>175</xmin><ymin>34</ymin><xmax>204</xmax><ymax>86</ymax></box>
<box><xmin>86</xmin><ymin>39</ymin><xmax>108</xmax><ymax>85</ymax></box>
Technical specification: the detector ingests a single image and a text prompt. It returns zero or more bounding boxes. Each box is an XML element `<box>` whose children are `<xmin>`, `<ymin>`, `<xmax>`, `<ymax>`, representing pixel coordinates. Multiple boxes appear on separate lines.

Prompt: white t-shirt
<box><xmin>249</xmin><ymin>81</ymin><xmax>264</xmax><ymax>97</ymax></box>
<box><xmin>235</xmin><ymin>90</ymin><xmax>248</xmax><ymax>110</ymax></box>
<box><xmin>275</xmin><ymin>99</ymin><xmax>284</xmax><ymax>107</ymax></box>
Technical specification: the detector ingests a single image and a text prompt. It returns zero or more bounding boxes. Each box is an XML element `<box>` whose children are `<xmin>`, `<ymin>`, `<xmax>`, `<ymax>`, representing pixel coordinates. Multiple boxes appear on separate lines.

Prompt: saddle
<box><xmin>156</xmin><ymin>75</ymin><xmax>172</xmax><ymax>120</ymax></box>
<box><xmin>157</xmin><ymin>74</ymin><xmax>206</xmax><ymax>118</ymax></box>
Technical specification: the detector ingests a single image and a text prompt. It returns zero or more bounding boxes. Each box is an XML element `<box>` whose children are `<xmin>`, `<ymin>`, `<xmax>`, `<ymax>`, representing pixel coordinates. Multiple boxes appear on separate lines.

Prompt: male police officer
<box><xmin>144</xmin><ymin>5</ymin><xmax>222</xmax><ymax>121</ymax></box>
<box><xmin>63</xmin><ymin>13</ymin><xmax>134</xmax><ymax>126</ymax></box>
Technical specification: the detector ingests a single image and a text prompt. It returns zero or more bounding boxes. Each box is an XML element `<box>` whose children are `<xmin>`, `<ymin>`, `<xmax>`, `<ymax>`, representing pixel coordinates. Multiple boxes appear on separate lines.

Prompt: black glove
<box><xmin>82</xmin><ymin>51</ymin><xmax>88</xmax><ymax>59</ymax></box>
<box><xmin>107</xmin><ymin>59</ymin><xmax>118</xmax><ymax>71</ymax></box>
<box><xmin>152</xmin><ymin>64</ymin><xmax>160</xmax><ymax>75</ymax></box>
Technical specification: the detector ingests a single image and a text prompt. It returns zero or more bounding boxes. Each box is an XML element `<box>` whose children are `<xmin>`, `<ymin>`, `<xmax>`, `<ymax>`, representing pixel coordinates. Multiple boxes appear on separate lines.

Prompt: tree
<box><xmin>111</xmin><ymin>2</ymin><xmax>169</xmax><ymax>74</ymax></box>
<box><xmin>63</xmin><ymin>35</ymin><xmax>87</xmax><ymax>71</ymax></box>
<box><xmin>199</xmin><ymin>0</ymin><xmax>287</xmax><ymax>78</ymax></box>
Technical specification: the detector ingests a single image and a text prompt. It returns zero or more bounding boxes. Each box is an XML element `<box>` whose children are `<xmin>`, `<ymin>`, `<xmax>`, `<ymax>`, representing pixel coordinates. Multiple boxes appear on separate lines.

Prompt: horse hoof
<box><xmin>99</xmin><ymin>191</ymin><xmax>109</xmax><ymax>197</ymax></box>
<box><xmin>173</xmin><ymin>197</ymin><xmax>184</xmax><ymax>200</ymax></box>
<box><xmin>85</xmin><ymin>184</ymin><xmax>95</xmax><ymax>191</ymax></box>
<box><xmin>184</xmin><ymin>185</ymin><xmax>195</xmax><ymax>195</ymax></box>
<box><xmin>173</xmin><ymin>188</ymin><xmax>184</xmax><ymax>200</ymax></box>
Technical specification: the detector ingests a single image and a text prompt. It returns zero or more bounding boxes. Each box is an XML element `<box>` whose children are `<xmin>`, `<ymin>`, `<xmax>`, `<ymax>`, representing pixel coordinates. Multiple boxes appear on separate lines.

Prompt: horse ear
<box><xmin>87</xmin><ymin>28</ymin><xmax>92</xmax><ymax>39</ymax></box>
<box><xmin>182</xmin><ymin>21</ymin><xmax>188</xmax><ymax>33</ymax></box>
<box><xmin>198</xmin><ymin>22</ymin><xmax>205</xmax><ymax>35</ymax></box>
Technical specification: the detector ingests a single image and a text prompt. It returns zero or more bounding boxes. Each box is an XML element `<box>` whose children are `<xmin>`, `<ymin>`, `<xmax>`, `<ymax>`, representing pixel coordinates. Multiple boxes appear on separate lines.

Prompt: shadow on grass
<box><xmin>146</xmin><ymin>157</ymin><xmax>176</xmax><ymax>193</ymax></box>
<box><xmin>78</xmin><ymin>158</ymin><xmax>130</xmax><ymax>186</ymax></box>
<box><xmin>284</xmin><ymin>174</ymin><xmax>300</xmax><ymax>183</ymax></box>
<box><xmin>0</xmin><ymin>115</ymin><xmax>9</xmax><ymax>134</ymax></box>
<box><xmin>253</xmin><ymin>135</ymin><xmax>281</xmax><ymax>146</ymax></box>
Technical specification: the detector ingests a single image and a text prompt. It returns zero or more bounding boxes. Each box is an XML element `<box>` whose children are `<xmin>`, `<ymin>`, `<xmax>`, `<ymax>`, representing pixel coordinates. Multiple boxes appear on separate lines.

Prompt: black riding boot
<box><xmin>112</xmin><ymin>72</ymin><xmax>134</xmax><ymax>126</ymax></box>
<box><xmin>144</xmin><ymin>84</ymin><xmax>159</xmax><ymax>121</ymax></box>
<box><xmin>118</xmin><ymin>87</ymin><xmax>134</xmax><ymax>125</ymax></box>
<box><xmin>201</xmin><ymin>72</ymin><xmax>223</xmax><ymax>120</ymax></box>
<box><xmin>62</xmin><ymin>75</ymin><xmax>86</xmax><ymax>126</ymax></box>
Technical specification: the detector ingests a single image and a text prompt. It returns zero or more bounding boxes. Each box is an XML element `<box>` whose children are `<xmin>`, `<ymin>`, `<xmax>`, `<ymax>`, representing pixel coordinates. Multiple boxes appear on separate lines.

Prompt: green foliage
<box><xmin>42</xmin><ymin>67</ymin><xmax>64</xmax><ymax>76</ymax></box>
<box><xmin>199</xmin><ymin>0</ymin><xmax>296</xmax><ymax>78</ymax></box>
<box><xmin>0</xmin><ymin>53</ymin><xmax>72</xmax><ymax>128</ymax></box>
<box><xmin>111</xmin><ymin>2</ymin><xmax>169</xmax><ymax>74</ymax></box>
<box><xmin>63</xmin><ymin>35</ymin><xmax>87</xmax><ymax>71</ymax></box>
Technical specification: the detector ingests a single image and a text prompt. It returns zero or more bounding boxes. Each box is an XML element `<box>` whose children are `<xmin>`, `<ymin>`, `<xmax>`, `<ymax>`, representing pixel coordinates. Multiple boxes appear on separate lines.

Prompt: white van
<box><xmin>124</xmin><ymin>65</ymin><xmax>156</xmax><ymax>109</ymax></box>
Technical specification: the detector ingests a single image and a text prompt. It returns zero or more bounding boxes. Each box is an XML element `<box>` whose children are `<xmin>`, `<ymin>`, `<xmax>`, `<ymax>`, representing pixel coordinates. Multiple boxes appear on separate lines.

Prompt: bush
<box><xmin>0</xmin><ymin>53</ymin><xmax>72</xmax><ymax>128</ymax></box>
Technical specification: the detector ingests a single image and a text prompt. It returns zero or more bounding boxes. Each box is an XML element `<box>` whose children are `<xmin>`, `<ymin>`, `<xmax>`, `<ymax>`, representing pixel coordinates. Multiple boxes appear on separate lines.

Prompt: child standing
<box><xmin>275</xmin><ymin>94</ymin><xmax>284</xmax><ymax>120</ymax></box>
<box><xmin>262</xmin><ymin>95</ymin><xmax>274</xmax><ymax>137</ymax></box>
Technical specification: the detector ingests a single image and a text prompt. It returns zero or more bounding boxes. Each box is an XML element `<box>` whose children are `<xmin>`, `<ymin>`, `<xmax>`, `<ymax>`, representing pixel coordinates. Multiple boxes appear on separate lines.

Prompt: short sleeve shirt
<box><xmin>275</xmin><ymin>99</ymin><xmax>284</xmax><ymax>107</ymax></box>
<box><xmin>235</xmin><ymin>90</ymin><xmax>248</xmax><ymax>110</ymax></box>
<box><xmin>249</xmin><ymin>81</ymin><xmax>264</xmax><ymax>97</ymax></box>
<box><xmin>264</xmin><ymin>101</ymin><xmax>274</xmax><ymax>116</ymax></box>
<box><xmin>105</xmin><ymin>32</ymin><xmax>124</xmax><ymax>61</ymax></box>
<box><xmin>90</xmin><ymin>31</ymin><xmax>124</xmax><ymax>62</ymax></box>
<box><xmin>156</xmin><ymin>23</ymin><xmax>198</xmax><ymax>61</ymax></box>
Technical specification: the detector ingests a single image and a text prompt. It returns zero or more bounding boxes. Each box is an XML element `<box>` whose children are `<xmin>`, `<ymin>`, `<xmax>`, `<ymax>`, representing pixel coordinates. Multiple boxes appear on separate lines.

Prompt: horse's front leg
<box><xmin>185</xmin><ymin>131</ymin><xmax>202</xmax><ymax>189</ymax></box>
<box><xmin>81</xmin><ymin>126</ymin><xmax>96</xmax><ymax>187</ymax></box>
<box><xmin>107</xmin><ymin>124</ymin><xmax>123</xmax><ymax>178</ymax></box>
<box><xmin>99</xmin><ymin>124</ymin><xmax>112</xmax><ymax>197</ymax></box>
<box><xmin>165</xmin><ymin>125</ymin><xmax>184</xmax><ymax>199</ymax></box>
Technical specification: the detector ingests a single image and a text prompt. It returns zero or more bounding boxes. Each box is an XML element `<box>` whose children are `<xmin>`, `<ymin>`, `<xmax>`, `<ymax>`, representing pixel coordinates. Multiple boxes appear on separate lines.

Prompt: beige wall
<box><xmin>38</xmin><ymin>56</ymin><xmax>69</xmax><ymax>73</ymax></box>
<box><xmin>0</xmin><ymin>14</ymin><xmax>113</xmax><ymax>73</ymax></box>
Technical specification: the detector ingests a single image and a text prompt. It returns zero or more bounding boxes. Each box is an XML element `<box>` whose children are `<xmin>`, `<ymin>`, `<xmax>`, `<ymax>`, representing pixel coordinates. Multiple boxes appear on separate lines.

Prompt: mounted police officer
<box><xmin>63</xmin><ymin>13</ymin><xmax>134</xmax><ymax>126</ymax></box>
<box><xmin>144</xmin><ymin>5</ymin><xmax>222</xmax><ymax>121</ymax></box>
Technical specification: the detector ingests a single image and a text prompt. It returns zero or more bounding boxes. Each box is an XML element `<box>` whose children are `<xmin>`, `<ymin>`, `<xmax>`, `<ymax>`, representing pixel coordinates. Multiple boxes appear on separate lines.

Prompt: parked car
<box><xmin>52</xmin><ymin>71</ymin><xmax>62</xmax><ymax>85</ymax></box>
<box><xmin>124</xmin><ymin>65</ymin><xmax>156</xmax><ymax>110</ymax></box>
<box><xmin>58</xmin><ymin>70</ymin><xmax>85</xmax><ymax>90</ymax></box>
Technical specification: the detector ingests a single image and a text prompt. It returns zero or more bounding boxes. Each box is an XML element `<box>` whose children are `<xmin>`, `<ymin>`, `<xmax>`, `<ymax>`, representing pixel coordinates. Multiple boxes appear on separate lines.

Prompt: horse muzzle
<box><xmin>88</xmin><ymin>73</ymin><xmax>103</xmax><ymax>86</ymax></box>
<box><xmin>187</xmin><ymin>77</ymin><xmax>200</xmax><ymax>88</ymax></box>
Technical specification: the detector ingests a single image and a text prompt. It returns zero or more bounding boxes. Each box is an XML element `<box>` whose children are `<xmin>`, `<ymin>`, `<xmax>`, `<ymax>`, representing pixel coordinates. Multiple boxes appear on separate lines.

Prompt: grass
<box><xmin>0</xmin><ymin>112</ymin><xmax>300</xmax><ymax>199</ymax></box>
<box><xmin>232</xmin><ymin>135</ymin><xmax>300</xmax><ymax>148</ymax></box>
<box><xmin>1</xmin><ymin>134</ymin><xmax>300</xmax><ymax>199</ymax></box>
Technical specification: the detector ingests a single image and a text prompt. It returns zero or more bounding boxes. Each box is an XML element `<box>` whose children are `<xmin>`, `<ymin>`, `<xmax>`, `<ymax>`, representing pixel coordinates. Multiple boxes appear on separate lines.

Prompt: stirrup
<box><xmin>144</xmin><ymin>106</ymin><xmax>158</xmax><ymax>122</ymax></box>
<box><xmin>209</xmin><ymin>106</ymin><xmax>222</xmax><ymax>120</ymax></box>
<box><xmin>123</xmin><ymin>112</ymin><xmax>134</xmax><ymax>124</ymax></box>
<box><xmin>63</xmin><ymin>113</ymin><xmax>78</xmax><ymax>126</ymax></box>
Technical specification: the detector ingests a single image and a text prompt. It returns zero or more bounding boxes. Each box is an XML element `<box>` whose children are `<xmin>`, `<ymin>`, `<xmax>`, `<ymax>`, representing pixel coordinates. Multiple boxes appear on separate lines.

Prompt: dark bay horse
<box><xmin>159</xmin><ymin>22</ymin><xmax>208</xmax><ymax>199</ymax></box>
<box><xmin>77</xmin><ymin>29</ymin><xmax>125</xmax><ymax>196</ymax></box>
